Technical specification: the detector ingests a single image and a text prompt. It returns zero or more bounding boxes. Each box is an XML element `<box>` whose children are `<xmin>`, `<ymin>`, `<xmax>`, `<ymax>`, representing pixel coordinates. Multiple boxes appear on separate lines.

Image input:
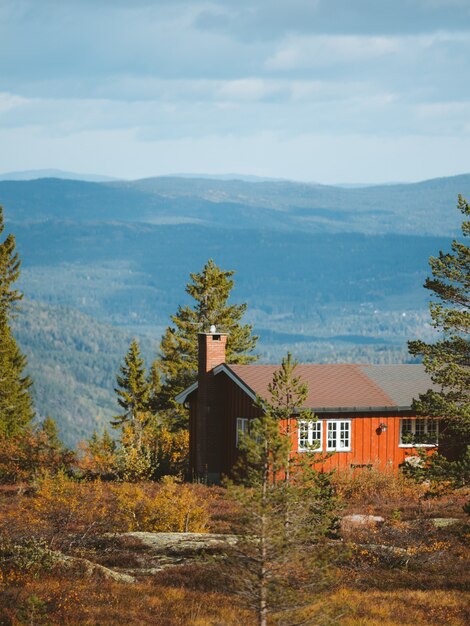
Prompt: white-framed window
<box><xmin>298</xmin><ymin>419</ymin><xmax>322</xmax><ymax>452</ymax></box>
<box><xmin>236</xmin><ymin>417</ymin><xmax>249</xmax><ymax>447</ymax></box>
<box><xmin>326</xmin><ymin>420</ymin><xmax>351</xmax><ymax>452</ymax></box>
<box><xmin>400</xmin><ymin>418</ymin><xmax>438</xmax><ymax>447</ymax></box>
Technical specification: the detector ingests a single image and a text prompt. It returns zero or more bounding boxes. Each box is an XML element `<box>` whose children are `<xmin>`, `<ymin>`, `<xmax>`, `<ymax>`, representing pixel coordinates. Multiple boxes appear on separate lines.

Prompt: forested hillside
<box><xmin>12</xmin><ymin>301</ymin><xmax>157</xmax><ymax>445</ymax></box>
<box><xmin>1</xmin><ymin>174</ymin><xmax>467</xmax><ymax>442</ymax></box>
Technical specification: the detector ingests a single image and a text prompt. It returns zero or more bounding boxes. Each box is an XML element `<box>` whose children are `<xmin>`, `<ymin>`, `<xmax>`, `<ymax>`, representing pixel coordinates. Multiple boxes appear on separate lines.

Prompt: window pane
<box><xmin>299</xmin><ymin>420</ymin><xmax>322</xmax><ymax>451</ymax></box>
<box><xmin>312</xmin><ymin>421</ymin><xmax>322</xmax><ymax>450</ymax></box>
<box><xmin>401</xmin><ymin>418</ymin><xmax>438</xmax><ymax>445</ymax></box>
<box><xmin>339</xmin><ymin>422</ymin><xmax>350</xmax><ymax>449</ymax></box>
<box><xmin>415</xmin><ymin>419</ymin><xmax>426</xmax><ymax>436</ymax></box>
<box><xmin>327</xmin><ymin>422</ymin><xmax>337</xmax><ymax>449</ymax></box>
<box><xmin>298</xmin><ymin>421</ymin><xmax>309</xmax><ymax>449</ymax></box>
<box><xmin>401</xmin><ymin>419</ymin><xmax>413</xmax><ymax>444</ymax></box>
<box><xmin>236</xmin><ymin>418</ymin><xmax>248</xmax><ymax>447</ymax></box>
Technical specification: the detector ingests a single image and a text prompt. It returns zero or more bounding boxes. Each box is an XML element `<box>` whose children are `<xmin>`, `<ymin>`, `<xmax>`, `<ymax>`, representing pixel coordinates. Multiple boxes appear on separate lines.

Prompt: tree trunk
<box><xmin>259</xmin><ymin>439</ymin><xmax>269</xmax><ymax>626</ymax></box>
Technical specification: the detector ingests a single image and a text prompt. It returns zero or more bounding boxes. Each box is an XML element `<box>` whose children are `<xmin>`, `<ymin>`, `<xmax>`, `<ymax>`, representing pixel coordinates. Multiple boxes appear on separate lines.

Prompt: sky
<box><xmin>1</xmin><ymin>0</ymin><xmax>470</xmax><ymax>184</ymax></box>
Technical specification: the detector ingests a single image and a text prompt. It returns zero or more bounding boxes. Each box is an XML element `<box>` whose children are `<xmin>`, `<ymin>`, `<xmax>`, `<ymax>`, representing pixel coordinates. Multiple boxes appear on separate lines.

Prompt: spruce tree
<box><xmin>408</xmin><ymin>195</ymin><xmax>469</xmax><ymax>461</ymax></box>
<box><xmin>0</xmin><ymin>206</ymin><xmax>34</xmax><ymax>436</ymax></box>
<box><xmin>266</xmin><ymin>352</ymin><xmax>312</xmax><ymax>484</ymax></box>
<box><xmin>112</xmin><ymin>339</ymin><xmax>151</xmax><ymax>431</ymax></box>
<box><xmin>112</xmin><ymin>338</ymin><xmax>157</xmax><ymax>480</ymax></box>
<box><xmin>155</xmin><ymin>259</ymin><xmax>258</xmax><ymax>425</ymax></box>
<box><xmin>225</xmin><ymin>357</ymin><xmax>339</xmax><ymax>625</ymax></box>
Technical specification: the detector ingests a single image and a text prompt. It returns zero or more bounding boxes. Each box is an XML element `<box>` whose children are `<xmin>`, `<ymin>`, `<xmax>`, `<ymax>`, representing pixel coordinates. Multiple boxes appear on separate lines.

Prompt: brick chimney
<box><xmin>195</xmin><ymin>331</ymin><xmax>228</xmax><ymax>477</ymax></box>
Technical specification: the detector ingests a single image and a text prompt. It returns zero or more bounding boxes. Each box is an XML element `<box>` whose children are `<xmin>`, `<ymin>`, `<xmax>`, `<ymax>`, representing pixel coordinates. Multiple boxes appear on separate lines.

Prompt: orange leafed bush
<box><xmin>158</xmin><ymin>427</ymin><xmax>189</xmax><ymax>477</ymax></box>
<box><xmin>3</xmin><ymin>473</ymin><xmax>210</xmax><ymax>549</ymax></box>
<box><xmin>110</xmin><ymin>476</ymin><xmax>209</xmax><ymax>533</ymax></box>
<box><xmin>0</xmin><ymin>430</ymin><xmax>75</xmax><ymax>484</ymax></box>
<box><xmin>8</xmin><ymin>472</ymin><xmax>108</xmax><ymax>549</ymax></box>
<box><xmin>332</xmin><ymin>463</ymin><xmax>425</xmax><ymax>505</ymax></box>
<box><xmin>76</xmin><ymin>430</ymin><xmax>117</xmax><ymax>479</ymax></box>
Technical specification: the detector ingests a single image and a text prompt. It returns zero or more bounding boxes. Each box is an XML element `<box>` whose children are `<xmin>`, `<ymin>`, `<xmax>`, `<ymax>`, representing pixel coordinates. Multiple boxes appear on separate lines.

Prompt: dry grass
<box><xmin>332</xmin><ymin>464</ymin><xmax>469</xmax><ymax>519</ymax></box>
<box><xmin>1</xmin><ymin>572</ymin><xmax>469</xmax><ymax>625</ymax></box>
<box><xmin>323</xmin><ymin>588</ymin><xmax>470</xmax><ymax>626</ymax></box>
<box><xmin>0</xmin><ymin>573</ymin><xmax>249</xmax><ymax>625</ymax></box>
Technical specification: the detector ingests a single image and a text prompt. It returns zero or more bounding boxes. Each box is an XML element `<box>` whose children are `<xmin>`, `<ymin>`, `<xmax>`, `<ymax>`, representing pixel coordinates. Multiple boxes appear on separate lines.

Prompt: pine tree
<box><xmin>266</xmin><ymin>352</ymin><xmax>313</xmax><ymax>485</ymax></box>
<box><xmin>112</xmin><ymin>339</ymin><xmax>158</xmax><ymax>479</ymax></box>
<box><xmin>0</xmin><ymin>207</ymin><xmax>22</xmax><ymax>317</ymax></box>
<box><xmin>0</xmin><ymin>206</ymin><xmax>34</xmax><ymax>436</ymax></box>
<box><xmin>155</xmin><ymin>259</ymin><xmax>258</xmax><ymax>425</ymax></box>
<box><xmin>112</xmin><ymin>339</ymin><xmax>151</xmax><ymax>433</ymax></box>
<box><xmin>408</xmin><ymin>195</ymin><xmax>470</xmax><ymax>462</ymax></box>
<box><xmin>225</xmin><ymin>357</ymin><xmax>339</xmax><ymax>626</ymax></box>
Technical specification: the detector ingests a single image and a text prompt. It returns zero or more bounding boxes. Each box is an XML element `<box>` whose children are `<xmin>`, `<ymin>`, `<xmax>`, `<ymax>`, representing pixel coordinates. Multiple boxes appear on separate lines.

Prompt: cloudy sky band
<box><xmin>1</xmin><ymin>0</ymin><xmax>469</xmax><ymax>182</ymax></box>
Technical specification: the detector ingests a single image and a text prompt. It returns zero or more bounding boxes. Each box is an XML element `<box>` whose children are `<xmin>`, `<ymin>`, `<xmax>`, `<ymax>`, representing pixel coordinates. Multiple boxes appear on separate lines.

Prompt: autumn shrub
<box><xmin>1</xmin><ymin>572</ymin><xmax>250</xmax><ymax>626</ymax></box>
<box><xmin>6</xmin><ymin>471</ymin><xmax>108</xmax><ymax>550</ymax></box>
<box><xmin>191</xmin><ymin>483</ymin><xmax>241</xmax><ymax>533</ymax></box>
<box><xmin>0</xmin><ymin>427</ymin><xmax>74</xmax><ymax>484</ymax></box>
<box><xmin>0</xmin><ymin>536</ymin><xmax>54</xmax><ymax>576</ymax></box>
<box><xmin>152</xmin><ymin>561</ymin><xmax>232</xmax><ymax>593</ymax></box>
<box><xmin>76</xmin><ymin>429</ymin><xmax>118</xmax><ymax>480</ymax></box>
<box><xmin>3</xmin><ymin>473</ymin><xmax>210</xmax><ymax>551</ymax></box>
<box><xmin>109</xmin><ymin>476</ymin><xmax>209</xmax><ymax>532</ymax></box>
<box><xmin>157</xmin><ymin>427</ymin><xmax>189</xmax><ymax>478</ymax></box>
<box><xmin>332</xmin><ymin>463</ymin><xmax>425</xmax><ymax>510</ymax></box>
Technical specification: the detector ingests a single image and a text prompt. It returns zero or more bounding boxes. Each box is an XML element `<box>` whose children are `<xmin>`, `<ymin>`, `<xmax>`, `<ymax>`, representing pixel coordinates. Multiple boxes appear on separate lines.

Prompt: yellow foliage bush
<box><xmin>110</xmin><ymin>477</ymin><xmax>209</xmax><ymax>533</ymax></box>
<box><xmin>3</xmin><ymin>473</ymin><xmax>210</xmax><ymax>549</ymax></box>
<box><xmin>158</xmin><ymin>428</ymin><xmax>189</xmax><ymax>477</ymax></box>
<box><xmin>9</xmin><ymin>472</ymin><xmax>107</xmax><ymax>549</ymax></box>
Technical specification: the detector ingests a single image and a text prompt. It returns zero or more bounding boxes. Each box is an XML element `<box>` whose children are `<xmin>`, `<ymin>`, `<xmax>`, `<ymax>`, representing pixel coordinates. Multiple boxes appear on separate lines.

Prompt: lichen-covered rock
<box><xmin>341</xmin><ymin>514</ymin><xmax>385</xmax><ymax>529</ymax></box>
<box><xmin>52</xmin><ymin>551</ymin><xmax>136</xmax><ymax>583</ymax></box>
<box><xmin>121</xmin><ymin>531</ymin><xmax>237</xmax><ymax>554</ymax></box>
<box><xmin>429</xmin><ymin>518</ymin><xmax>460</xmax><ymax>528</ymax></box>
<box><xmin>97</xmin><ymin>532</ymin><xmax>238</xmax><ymax>575</ymax></box>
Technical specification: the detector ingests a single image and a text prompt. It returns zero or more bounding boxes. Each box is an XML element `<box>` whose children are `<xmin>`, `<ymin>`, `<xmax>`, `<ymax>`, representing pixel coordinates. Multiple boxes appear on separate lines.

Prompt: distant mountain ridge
<box><xmin>0</xmin><ymin>169</ymin><xmax>119</xmax><ymax>183</ymax></box>
<box><xmin>1</xmin><ymin>173</ymin><xmax>469</xmax><ymax>236</ymax></box>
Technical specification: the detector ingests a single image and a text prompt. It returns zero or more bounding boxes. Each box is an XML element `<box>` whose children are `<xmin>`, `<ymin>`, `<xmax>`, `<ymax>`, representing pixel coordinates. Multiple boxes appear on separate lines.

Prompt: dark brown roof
<box><xmin>225</xmin><ymin>363</ymin><xmax>437</xmax><ymax>410</ymax></box>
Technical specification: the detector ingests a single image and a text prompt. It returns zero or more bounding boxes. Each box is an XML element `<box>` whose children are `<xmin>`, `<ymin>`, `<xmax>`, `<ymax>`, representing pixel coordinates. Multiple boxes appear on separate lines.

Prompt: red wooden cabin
<box><xmin>176</xmin><ymin>332</ymin><xmax>440</xmax><ymax>483</ymax></box>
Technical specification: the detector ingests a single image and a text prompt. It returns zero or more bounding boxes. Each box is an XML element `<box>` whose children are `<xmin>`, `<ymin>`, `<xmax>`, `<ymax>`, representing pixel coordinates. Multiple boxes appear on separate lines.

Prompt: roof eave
<box><xmin>213</xmin><ymin>364</ymin><xmax>258</xmax><ymax>401</ymax></box>
<box><xmin>311</xmin><ymin>405</ymin><xmax>412</xmax><ymax>413</ymax></box>
<box><xmin>175</xmin><ymin>381</ymin><xmax>198</xmax><ymax>404</ymax></box>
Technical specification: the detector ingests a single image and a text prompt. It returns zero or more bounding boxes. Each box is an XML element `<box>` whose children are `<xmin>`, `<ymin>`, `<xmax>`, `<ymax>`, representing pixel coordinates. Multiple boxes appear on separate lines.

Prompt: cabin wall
<box><xmin>217</xmin><ymin>372</ymin><xmax>263</xmax><ymax>475</ymax></box>
<box><xmin>188</xmin><ymin>371</ymin><xmax>434</xmax><ymax>479</ymax></box>
<box><xmin>301</xmin><ymin>412</ymin><xmax>423</xmax><ymax>472</ymax></box>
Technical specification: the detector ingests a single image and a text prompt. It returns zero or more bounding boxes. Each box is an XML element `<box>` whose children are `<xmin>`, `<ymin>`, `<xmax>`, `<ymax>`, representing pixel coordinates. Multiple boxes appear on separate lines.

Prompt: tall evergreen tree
<box><xmin>112</xmin><ymin>339</ymin><xmax>151</xmax><ymax>430</ymax></box>
<box><xmin>155</xmin><ymin>259</ymin><xmax>258</xmax><ymax>425</ymax></box>
<box><xmin>225</xmin><ymin>357</ymin><xmax>339</xmax><ymax>626</ymax></box>
<box><xmin>266</xmin><ymin>352</ymin><xmax>313</xmax><ymax>485</ymax></box>
<box><xmin>112</xmin><ymin>339</ymin><xmax>155</xmax><ymax>478</ymax></box>
<box><xmin>0</xmin><ymin>207</ymin><xmax>22</xmax><ymax>318</ymax></box>
<box><xmin>0</xmin><ymin>206</ymin><xmax>34</xmax><ymax>436</ymax></box>
<box><xmin>408</xmin><ymin>195</ymin><xmax>469</xmax><ymax>459</ymax></box>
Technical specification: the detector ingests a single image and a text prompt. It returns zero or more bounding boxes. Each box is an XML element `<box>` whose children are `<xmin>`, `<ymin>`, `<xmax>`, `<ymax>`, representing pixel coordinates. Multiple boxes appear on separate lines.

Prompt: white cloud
<box><xmin>265</xmin><ymin>31</ymin><xmax>470</xmax><ymax>70</ymax></box>
<box><xmin>1</xmin><ymin>1</ymin><xmax>470</xmax><ymax>181</ymax></box>
<box><xmin>266</xmin><ymin>35</ymin><xmax>400</xmax><ymax>70</ymax></box>
<box><xmin>0</xmin><ymin>92</ymin><xmax>28</xmax><ymax>114</ymax></box>
<box><xmin>217</xmin><ymin>79</ymin><xmax>284</xmax><ymax>102</ymax></box>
